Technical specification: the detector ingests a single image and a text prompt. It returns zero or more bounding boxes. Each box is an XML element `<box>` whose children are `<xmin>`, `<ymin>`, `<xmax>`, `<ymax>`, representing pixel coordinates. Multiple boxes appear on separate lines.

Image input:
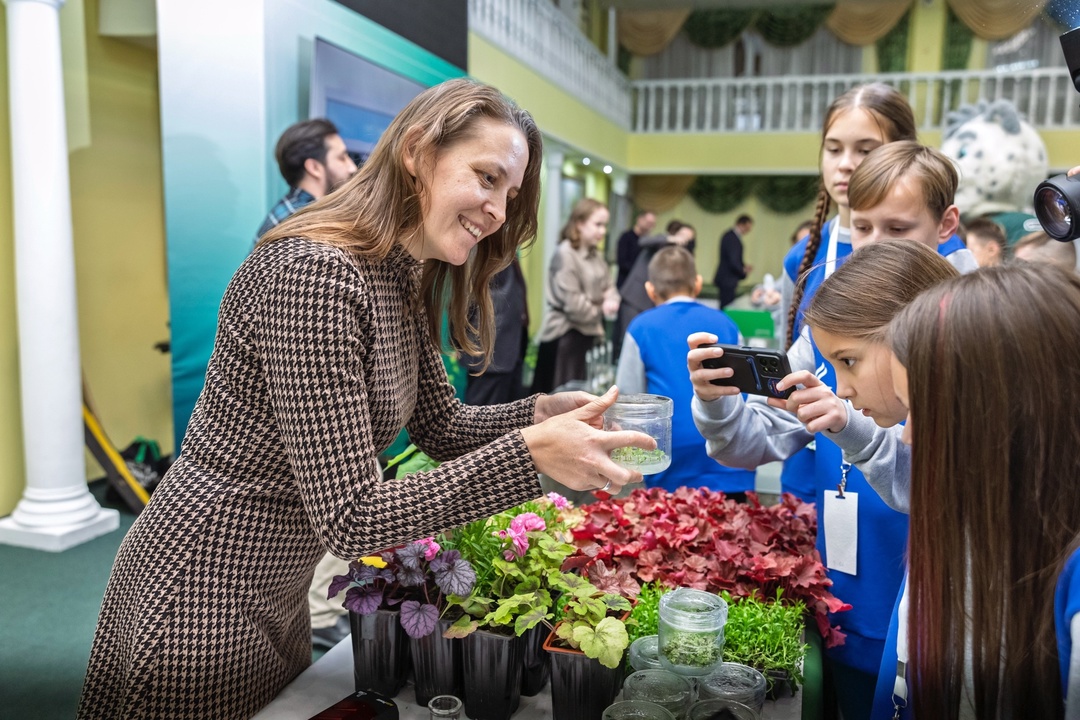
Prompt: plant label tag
<box><xmin>823</xmin><ymin>491</ymin><xmax>858</xmax><ymax>575</ymax></box>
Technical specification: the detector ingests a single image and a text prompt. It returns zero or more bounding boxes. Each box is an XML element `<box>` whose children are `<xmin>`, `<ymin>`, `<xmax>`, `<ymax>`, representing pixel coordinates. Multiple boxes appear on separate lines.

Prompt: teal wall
<box><xmin>159</xmin><ymin>0</ymin><xmax>463</xmax><ymax>449</ymax></box>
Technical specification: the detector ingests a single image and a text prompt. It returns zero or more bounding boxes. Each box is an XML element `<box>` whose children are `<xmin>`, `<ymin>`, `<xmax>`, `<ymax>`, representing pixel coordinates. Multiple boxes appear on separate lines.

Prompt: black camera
<box><xmin>1033</xmin><ymin>26</ymin><xmax>1080</xmax><ymax>241</ymax></box>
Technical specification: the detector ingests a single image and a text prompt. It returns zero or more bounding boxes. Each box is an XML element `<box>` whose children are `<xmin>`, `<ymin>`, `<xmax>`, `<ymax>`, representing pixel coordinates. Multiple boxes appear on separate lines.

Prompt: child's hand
<box><xmin>686</xmin><ymin>332</ymin><xmax>742</xmax><ymax>402</ymax></box>
<box><xmin>766</xmin><ymin>370</ymin><xmax>848</xmax><ymax>434</ymax></box>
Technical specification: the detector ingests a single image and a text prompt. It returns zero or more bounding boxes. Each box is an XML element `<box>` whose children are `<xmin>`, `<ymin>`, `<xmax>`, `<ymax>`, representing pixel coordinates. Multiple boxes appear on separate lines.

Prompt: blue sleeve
<box><xmin>1056</xmin><ymin>549</ymin><xmax>1080</xmax><ymax>693</ymax></box>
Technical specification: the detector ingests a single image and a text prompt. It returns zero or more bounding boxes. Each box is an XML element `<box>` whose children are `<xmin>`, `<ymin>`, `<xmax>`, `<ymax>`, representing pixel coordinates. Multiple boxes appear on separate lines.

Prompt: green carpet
<box><xmin>0</xmin><ymin>481</ymin><xmax>134</xmax><ymax>719</ymax></box>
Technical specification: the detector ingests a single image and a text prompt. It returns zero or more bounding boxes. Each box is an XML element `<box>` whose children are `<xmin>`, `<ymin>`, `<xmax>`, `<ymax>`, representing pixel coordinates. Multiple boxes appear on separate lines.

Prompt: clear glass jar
<box><xmin>629</xmin><ymin>635</ymin><xmax>663</xmax><ymax>672</ymax></box>
<box><xmin>658</xmin><ymin>588</ymin><xmax>728</xmax><ymax>677</ymax></box>
<box><xmin>602</xmin><ymin>700</ymin><xmax>677</xmax><ymax>720</ymax></box>
<box><xmin>621</xmin><ymin>670</ymin><xmax>694</xmax><ymax>719</ymax></box>
<box><xmin>602</xmin><ymin>394</ymin><xmax>673</xmax><ymax>474</ymax></box>
<box><xmin>686</xmin><ymin>698</ymin><xmax>760</xmax><ymax>720</ymax></box>
<box><xmin>697</xmin><ymin>663</ymin><xmax>766</xmax><ymax>712</ymax></box>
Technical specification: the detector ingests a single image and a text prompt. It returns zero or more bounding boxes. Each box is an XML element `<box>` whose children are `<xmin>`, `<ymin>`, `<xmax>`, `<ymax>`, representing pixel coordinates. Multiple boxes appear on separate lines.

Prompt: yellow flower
<box><xmin>360</xmin><ymin>555</ymin><xmax>387</xmax><ymax>568</ymax></box>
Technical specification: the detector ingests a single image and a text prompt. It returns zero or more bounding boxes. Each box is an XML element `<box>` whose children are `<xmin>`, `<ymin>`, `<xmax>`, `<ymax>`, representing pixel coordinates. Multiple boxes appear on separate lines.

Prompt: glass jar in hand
<box><xmin>602</xmin><ymin>394</ymin><xmax>672</xmax><ymax>474</ymax></box>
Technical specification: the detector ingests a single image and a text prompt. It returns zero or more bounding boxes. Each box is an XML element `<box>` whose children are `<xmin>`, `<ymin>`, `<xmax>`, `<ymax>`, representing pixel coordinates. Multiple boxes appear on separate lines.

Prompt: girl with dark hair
<box><xmin>78</xmin><ymin>79</ymin><xmax>654</xmax><ymax>719</ymax></box>
<box><xmin>887</xmin><ymin>263</ymin><xmax>1080</xmax><ymax>719</ymax></box>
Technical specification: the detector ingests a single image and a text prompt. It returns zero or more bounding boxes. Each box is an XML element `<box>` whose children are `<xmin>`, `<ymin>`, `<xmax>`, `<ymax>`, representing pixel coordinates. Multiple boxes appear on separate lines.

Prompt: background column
<box><xmin>0</xmin><ymin>0</ymin><xmax>118</xmax><ymax>551</ymax></box>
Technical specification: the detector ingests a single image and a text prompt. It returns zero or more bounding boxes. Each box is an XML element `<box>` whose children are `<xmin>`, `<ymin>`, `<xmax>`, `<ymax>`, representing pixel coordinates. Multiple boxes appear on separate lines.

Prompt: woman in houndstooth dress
<box><xmin>77</xmin><ymin>79</ymin><xmax>653</xmax><ymax>719</ymax></box>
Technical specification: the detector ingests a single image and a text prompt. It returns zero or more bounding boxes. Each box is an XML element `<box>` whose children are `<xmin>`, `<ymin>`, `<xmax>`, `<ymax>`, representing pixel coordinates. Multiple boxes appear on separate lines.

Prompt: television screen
<box><xmin>310</xmin><ymin>37</ymin><xmax>426</xmax><ymax>164</ymax></box>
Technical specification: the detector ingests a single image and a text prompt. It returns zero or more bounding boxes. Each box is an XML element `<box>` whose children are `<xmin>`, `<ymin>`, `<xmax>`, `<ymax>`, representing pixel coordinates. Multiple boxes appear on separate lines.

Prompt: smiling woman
<box><xmin>77</xmin><ymin>78</ymin><xmax>656</xmax><ymax>720</ymax></box>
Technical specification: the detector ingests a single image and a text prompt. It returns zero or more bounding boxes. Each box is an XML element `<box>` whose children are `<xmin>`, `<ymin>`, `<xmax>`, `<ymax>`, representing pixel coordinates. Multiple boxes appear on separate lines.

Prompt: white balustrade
<box><xmin>630</xmin><ymin>67</ymin><xmax>1080</xmax><ymax>134</ymax></box>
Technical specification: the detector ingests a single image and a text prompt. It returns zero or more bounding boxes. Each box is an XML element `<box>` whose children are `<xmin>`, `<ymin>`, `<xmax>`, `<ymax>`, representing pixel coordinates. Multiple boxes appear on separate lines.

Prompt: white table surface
<box><xmin>252</xmin><ymin>635</ymin><xmax>802</xmax><ymax>719</ymax></box>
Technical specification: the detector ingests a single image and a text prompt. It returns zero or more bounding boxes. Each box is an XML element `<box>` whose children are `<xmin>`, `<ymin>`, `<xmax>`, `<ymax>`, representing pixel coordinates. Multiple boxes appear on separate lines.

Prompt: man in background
<box><xmin>713</xmin><ymin>214</ymin><xmax>753</xmax><ymax>308</ymax></box>
<box><xmin>964</xmin><ymin>217</ymin><xmax>1007</xmax><ymax>267</ymax></box>
<box><xmin>255</xmin><ymin>118</ymin><xmax>358</xmax><ymax>650</ymax></box>
<box><xmin>615</xmin><ymin>210</ymin><xmax>656</xmax><ymax>289</ymax></box>
<box><xmin>255</xmin><ymin>118</ymin><xmax>357</xmax><ymax>242</ymax></box>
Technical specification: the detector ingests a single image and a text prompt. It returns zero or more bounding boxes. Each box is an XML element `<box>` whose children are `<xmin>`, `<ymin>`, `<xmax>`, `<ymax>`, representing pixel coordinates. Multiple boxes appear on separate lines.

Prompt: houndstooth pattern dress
<box><xmin>77</xmin><ymin>237</ymin><xmax>543</xmax><ymax>719</ymax></box>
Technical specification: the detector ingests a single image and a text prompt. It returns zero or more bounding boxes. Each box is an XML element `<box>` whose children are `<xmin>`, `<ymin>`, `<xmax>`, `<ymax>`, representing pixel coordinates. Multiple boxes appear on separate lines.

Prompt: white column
<box><xmin>0</xmin><ymin>0</ymin><xmax>118</xmax><ymax>551</ymax></box>
<box><xmin>607</xmin><ymin>6</ymin><xmax>617</xmax><ymax>64</ymax></box>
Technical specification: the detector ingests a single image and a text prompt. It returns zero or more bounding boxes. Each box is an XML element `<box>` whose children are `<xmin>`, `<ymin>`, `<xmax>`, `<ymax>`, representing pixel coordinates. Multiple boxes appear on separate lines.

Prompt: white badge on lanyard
<box><xmin>824</xmin><ymin>461</ymin><xmax>858</xmax><ymax>575</ymax></box>
<box><xmin>824</xmin><ymin>219</ymin><xmax>841</xmax><ymax>279</ymax></box>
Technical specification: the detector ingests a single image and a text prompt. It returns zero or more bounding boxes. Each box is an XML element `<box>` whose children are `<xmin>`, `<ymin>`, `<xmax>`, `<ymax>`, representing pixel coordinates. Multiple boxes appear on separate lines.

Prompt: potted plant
<box><xmin>329</xmin><ymin>537</ymin><xmax>476</xmax><ymax>701</ymax></box>
<box><xmin>721</xmin><ymin>589</ymin><xmax>810</xmax><ymax>699</ymax></box>
<box><xmin>541</xmin><ymin>562</ymin><xmax>638</xmax><ymax>720</ymax></box>
<box><xmin>569</xmin><ymin>487</ymin><xmax>850</xmax><ymax>647</ymax></box>
<box><xmin>441</xmin><ymin>503</ymin><xmax>576</xmax><ymax>720</ymax></box>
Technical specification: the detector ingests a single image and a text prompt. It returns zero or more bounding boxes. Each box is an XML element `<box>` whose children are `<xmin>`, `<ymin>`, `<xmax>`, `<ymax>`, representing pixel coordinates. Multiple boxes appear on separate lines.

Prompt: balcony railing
<box><xmin>631</xmin><ymin>67</ymin><xmax>1080</xmax><ymax>134</ymax></box>
<box><xmin>469</xmin><ymin>0</ymin><xmax>632</xmax><ymax>128</ymax></box>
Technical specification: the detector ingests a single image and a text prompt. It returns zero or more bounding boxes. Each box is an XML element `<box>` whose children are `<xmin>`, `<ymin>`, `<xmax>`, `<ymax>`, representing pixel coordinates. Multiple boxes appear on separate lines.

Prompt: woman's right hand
<box><xmin>687</xmin><ymin>333</ymin><xmax>742</xmax><ymax>402</ymax></box>
<box><xmin>521</xmin><ymin>386</ymin><xmax>654</xmax><ymax>495</ymax></box>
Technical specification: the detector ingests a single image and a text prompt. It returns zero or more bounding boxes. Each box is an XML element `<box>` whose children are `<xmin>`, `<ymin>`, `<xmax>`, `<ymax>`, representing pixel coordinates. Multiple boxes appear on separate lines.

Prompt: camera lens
<box><xmin>1034</xmin><ymin>175</ymin><xmax>1080</xmax><ymax>241</ymax></box>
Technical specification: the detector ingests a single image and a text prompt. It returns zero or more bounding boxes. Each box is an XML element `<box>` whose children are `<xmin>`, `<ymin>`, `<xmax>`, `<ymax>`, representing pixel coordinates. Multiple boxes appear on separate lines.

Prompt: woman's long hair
<box><xmin>889</xmin><ymin>264</ymin><xmax>1080</xmax><ymax>719</ymax></box>
<box><xmin>803</xmin><ymin>240</ymin><xmax>957</xmax><ymax>342</ymax></box>
<box><xmin>261</xmin><ymin>78</ymin><xmax>544</xmax><ymax>369</ymax></box>
<box><xmin>786</xmin><ymin>82</ymin><xmax>917</xmax><ymax>346</ymax></box>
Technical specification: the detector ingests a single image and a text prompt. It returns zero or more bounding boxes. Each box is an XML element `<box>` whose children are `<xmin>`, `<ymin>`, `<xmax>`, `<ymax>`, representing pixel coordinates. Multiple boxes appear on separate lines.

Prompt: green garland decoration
<box><xmin>689</xmin><ymin>176</ymin><xmax>755</xmax><ymax>214</ymax></box>
<box><xmin>876</xmin><ymin>8</ymin><xmax>910</xmax><ymax>73</ymax></box>
<box><xmin>755</xmin><ymin>176</ymin><xmax>821</xmax><ymax>214</ymax></box>
<box><xmin>942</xmin><ymin>5</ymin><xmax>973</xmax><ymax>71</ymax></box>
<box><xmin>684</xmin><ymin>9</ymin><xmax>757</xmax><ymax>50</ymax></box>
<box><xmin>755</xmin><ymin>5</ymin><xmax>835</xmax><ymax>48</ymax></box>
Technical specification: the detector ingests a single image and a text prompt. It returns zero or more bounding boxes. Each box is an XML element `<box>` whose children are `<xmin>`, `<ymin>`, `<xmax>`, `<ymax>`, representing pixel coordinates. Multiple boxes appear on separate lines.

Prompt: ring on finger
<box><xmin>600</xmin><ymin>479</ymin><xmax>612</xmax><ymax>492</ymax></box>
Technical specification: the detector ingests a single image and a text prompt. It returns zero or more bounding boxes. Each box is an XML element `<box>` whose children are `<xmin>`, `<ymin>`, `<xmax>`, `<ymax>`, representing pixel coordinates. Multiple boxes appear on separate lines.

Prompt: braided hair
<box><xmin>785</xmin><ymin>82</ymin><xmax>917</xmax><ymax>347</ymax></box>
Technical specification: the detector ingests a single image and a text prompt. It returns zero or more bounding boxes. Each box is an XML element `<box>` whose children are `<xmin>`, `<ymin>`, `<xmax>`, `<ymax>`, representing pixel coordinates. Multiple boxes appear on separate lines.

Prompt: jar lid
<box><xmin>610</xmin><ymin>394</ymin><xmax>674</xmax><ymax>419</ymax></box>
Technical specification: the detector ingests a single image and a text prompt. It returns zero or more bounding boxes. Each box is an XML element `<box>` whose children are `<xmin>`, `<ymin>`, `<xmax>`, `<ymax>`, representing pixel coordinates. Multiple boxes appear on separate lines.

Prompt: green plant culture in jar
<box><xmin>658</xmin><ymin>588</ymin><xmax>728</xmax><ymax>677</ymax></box>
<box><xmin>603</xmin><ymin>394</ymin><xmax>673</xmax><ymax>474</ymax></box>
<box><xmin>719</xmin><ymin>589</ymin><xmax>809</xmax><ymax>695</ymax></box>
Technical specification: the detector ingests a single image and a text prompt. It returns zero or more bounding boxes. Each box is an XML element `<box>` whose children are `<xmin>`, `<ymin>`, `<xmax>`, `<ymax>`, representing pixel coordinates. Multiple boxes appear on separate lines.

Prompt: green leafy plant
<box><xmin>660</xmin><ymin>630</ymin><xmax>724</xmax><ymax>667</ymax></box>
<box><xmin>721</xmin><ymin>589</ymin><xmax>809</xmax><ymax>692</ymax></box>
<box><xmin>627</xmin><ymin>582</ymin><xmax>671</xmax><ymax>643</ymax></box>
<box><xmin>548</xmin><ymin>569</ymin><xmax>634</xmax><ymax>669</ymax></box>
<box><xmin>610</xmin><ymin>447</ymin><xmax>669</xmax><ymax>468</ymax></box>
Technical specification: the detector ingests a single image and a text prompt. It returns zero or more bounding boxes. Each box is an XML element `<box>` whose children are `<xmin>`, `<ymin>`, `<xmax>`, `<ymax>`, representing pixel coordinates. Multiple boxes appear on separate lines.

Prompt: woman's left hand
<box><xmin>534</xmin><ymin>390</ymin><xmax>599</xmax><ymax>426</ymax></box>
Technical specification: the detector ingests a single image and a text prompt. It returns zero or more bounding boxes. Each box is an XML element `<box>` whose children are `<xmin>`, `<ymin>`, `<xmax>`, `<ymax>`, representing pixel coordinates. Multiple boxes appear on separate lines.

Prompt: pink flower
<box><xmin>492</xmin><ymin>513</ymin><xmax>545</xmax><ymax>560</ymax></box>
<box><xmin>510</xmin><ymin>512</ymin><xmax>546</xmax><ymax>534</ymax></box>
<box><xmin>546</xmin><ymin>492</ymin><xmax>568</xmax><ymax>509</ymax></box>
<box><xmin>419</xmin><ymin>537</ymin><xmax>441</xmax><ymax>561</ymax></box>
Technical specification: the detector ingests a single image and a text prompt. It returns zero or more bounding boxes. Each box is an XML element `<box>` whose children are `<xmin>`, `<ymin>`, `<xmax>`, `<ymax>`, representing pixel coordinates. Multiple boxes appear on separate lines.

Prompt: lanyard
<box><xmin>892</xmin><ymin>578</ymin><xmax>911</xmax><ymax>719</ymax></box>
<box><xmin>824</xmin><ymin>220</ymin><xmax>841</xmax><ymax>279</ymax></box>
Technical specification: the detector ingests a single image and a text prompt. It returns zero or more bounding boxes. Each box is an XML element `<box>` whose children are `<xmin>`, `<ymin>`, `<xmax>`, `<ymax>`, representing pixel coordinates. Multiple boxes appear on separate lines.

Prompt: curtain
<box><xmin>827</xmin><ymin>0</ymin><xmax>912</xmax><ymax>46</ymax></box>
<box><xmin>617</xmin><ymin>9</ymin><xmax>692</xmax><ymax>57</ymax></box>
<box><xmin>631</xmin><ymin>174</ymin><xmax>697</xmax><ymax>213</ymax></box>
<box><xmin>947</xmin><ymin>0</ymin><xmax>1049</xmax><ymax>41</ymax></box>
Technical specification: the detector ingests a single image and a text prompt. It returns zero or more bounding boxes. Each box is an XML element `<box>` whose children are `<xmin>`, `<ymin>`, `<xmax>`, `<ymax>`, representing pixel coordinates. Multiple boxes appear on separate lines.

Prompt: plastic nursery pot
<box><xmin>697</xmin><ymin>663</ymin><xmax>766</xmax><ymax>713</ymax></box>
<box><xmin>622</xmin><ymin>669</ymin><xmax>695</xmax><ymax>719</ymax></box>
<box><xmin>349</xmin><ymin>609</ymin><xmax>411</xmax><ymax>697</ymax></box>
<box><xmin>520</xmin><ymin>623</ymin><xmax>551</xmax><ymax>696</ymax></box>
<box><xmin>658</xmin><ymin>588</ymin><xmax>728</xmax><ymax>678</ymax></box>
<box><xmin>543</xmin><ymin>623</ymin><xmax>625</xmax><ymax>720</ymax></box>
<box><xmin>602</xmin><ymin>699</ymin><xmax>678</xmax><ymax>720</ymax></box>
<box><xmin>629</xmin><ymin>635</ymin><xmax>663</xmax><ymax>673</ymax></box>
<box><xmin>602</xmin><ymin>394</ymin><xmax>673</xmax><ymax>475</ymax></box>
<box><xmin>409</xmin><ymin>617</ymin><xmax>463</xmax><ymax>707</ymax></box>
<box><xmin>763</xmin><ymin>668</ymin><xmax>797</xmax><ymax>701</ymax></box>
<box><xmin>461</xmin><ymin>629</ymin><xmax>525</xmax><ymax>720</ymax></box>
<box><xmin>686</xmin><ymin>698</ymin><xmax>760</xmax><ymax>720</ymax></box>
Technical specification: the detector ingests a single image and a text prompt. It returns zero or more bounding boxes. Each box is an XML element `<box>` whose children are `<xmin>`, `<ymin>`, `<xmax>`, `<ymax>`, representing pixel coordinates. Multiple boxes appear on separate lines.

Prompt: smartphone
<box><xmin>699</xmin><ymin>343</ymin><xmax>793</xmax><ymax>400</ymax></box>
<box><xmin>308</xmin><ymin>690</ymin><xmax>399</xmax><ymax>719</ymax></box>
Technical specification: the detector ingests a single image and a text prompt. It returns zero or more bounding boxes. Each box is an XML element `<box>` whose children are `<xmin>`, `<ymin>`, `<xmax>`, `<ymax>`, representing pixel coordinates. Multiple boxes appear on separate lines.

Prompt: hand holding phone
<box><xmin>698</xmin><ymin>343</ymin><xmax>793</xmax><ymax>400</ymax></box>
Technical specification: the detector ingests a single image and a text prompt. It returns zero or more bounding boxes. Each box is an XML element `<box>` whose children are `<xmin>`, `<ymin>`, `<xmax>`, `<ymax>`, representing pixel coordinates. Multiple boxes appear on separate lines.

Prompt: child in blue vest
<box><xmin>688</xmin><ymin>141</ymin><xmax>973</xmax><ymax>720</ymax></box>
<box><xmin>615</xmin><ymin>245</ymin><xmax>756</xmax><ymax>497</ymax></box>
<box><xmin>886</xmin><ymin>263</ymin><xmax>1080</xmax><ymax>718</ymax></box>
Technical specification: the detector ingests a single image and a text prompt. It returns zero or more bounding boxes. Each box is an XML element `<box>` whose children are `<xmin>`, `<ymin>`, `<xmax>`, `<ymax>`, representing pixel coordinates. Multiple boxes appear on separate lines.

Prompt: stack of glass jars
<box><xmin>657</xmin><ymin>588</ymin><xmax>728</xmax><ymax>678</ymax></box>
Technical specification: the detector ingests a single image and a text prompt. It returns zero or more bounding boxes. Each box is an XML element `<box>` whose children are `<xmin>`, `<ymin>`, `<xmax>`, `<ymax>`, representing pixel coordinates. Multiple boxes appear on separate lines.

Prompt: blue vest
<box><xmin>630</xmin><ymin>301</ymin><xmax>757</xmax><ymax>494</ymax></box>
<box><xmin>810</xmin><ymin>341</ymin><xmax>909</xmax><ymax>676</ymax></box>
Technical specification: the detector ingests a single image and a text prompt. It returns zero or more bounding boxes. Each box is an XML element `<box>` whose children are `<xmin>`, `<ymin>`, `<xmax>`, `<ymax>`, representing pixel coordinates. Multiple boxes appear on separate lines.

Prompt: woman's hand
<box><xmin>534</xmin><ymin>391</ymin><xmax>597</xmax><ymax>425</ymax></box>
<box><xmin>687</xmin><ymin>332</ymin><xmax>741</xmax><ymax>402</ymax></box>
<box><xmin>766</xmin><ymin>370</ymin><xmax>848</xmax><ymax>434</ymax></box>
<box><xmin>521</xmin><ymin>386</ymin><xmax>654</xmax><ymax>495</ymax></box>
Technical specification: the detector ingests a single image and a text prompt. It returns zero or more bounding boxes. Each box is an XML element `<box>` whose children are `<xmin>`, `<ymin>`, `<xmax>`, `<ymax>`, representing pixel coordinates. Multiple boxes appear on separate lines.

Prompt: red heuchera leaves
<box><xmin>571</xmin><ymin>487</ymin><xmax>849</xmax><ymax>647</ymax></box>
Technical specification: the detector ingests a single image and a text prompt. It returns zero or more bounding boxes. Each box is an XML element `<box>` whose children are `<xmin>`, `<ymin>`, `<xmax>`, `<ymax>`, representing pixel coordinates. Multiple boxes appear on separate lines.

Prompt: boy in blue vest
<box><xmin>615</xmin><ymin>246</ymin><xmax>756</xmax><ymax>498</ymax></box>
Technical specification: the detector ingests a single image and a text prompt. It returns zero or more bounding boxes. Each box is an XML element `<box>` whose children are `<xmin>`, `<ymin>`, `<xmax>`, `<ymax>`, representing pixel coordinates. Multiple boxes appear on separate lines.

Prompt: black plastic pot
<box><xmin>410</xmin><ymin>617</ymin><xmax>463</xmax><ymax>707</ymax></box>
<box><xmin>764</xmin><ymin>667</ymin><xmax>797</xmax><ymax>700</ymax></box>
<box><xmin>349</xmin><ymin>609</ymin><xmax>410</xmax><ymax>698</ymax></box>
<box><xmin>520</xmin><ymin>623</ymin><xmax>551</xmax><ymax>696</ymax></box>
<box><xmin>544</xmin><ymin>627</ymin><xmax>624</xmax><ymax>720</ymax></box>
<box><xmin>461</xmin><ymin>629</ymin><xmax>525</xmax><ymax>720</ymax></box>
